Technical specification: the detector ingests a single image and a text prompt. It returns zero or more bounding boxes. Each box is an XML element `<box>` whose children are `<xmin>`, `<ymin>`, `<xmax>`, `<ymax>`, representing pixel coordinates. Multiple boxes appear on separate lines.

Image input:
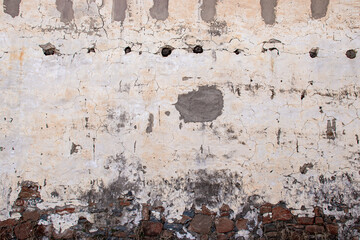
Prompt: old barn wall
<box><xmin>0</xmin><ymin>0</ymin><xmax>359</xmax><ymax>239</ymax></box>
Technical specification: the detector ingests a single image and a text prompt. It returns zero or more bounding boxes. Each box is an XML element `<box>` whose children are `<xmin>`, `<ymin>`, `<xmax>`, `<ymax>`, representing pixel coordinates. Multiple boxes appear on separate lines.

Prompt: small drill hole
<box><xmin>87</xmin><ymin>47</ymin><xmax>95</xmax><ymax>53</ymax></box>
<box><xmin>234</xmin><ymin>49</ymin><xmax>242</xmax><ymax>55</ymax></box>
<box><xmin>309</xmin><ymin>47</ymin><xmax>319</xmax><ymax>58</ymax></box>
<box><xmin>193</xmin><ymin>45</ymin><xmax>203</xmax><ymax>54</ymax></box>
<box><xmin>125</xmin><ymin>47</ymin><xmax>131</xmax><ymax>54</ymax></box>
<box><xmin>346</xmin><ymin>49</ymin><xmax>357</xmax><ymax>59</ymax></box>
<box><xmin>161</xmin><ymin>47</ymin><xmax>172</xmax><ymax>57</ymax></box>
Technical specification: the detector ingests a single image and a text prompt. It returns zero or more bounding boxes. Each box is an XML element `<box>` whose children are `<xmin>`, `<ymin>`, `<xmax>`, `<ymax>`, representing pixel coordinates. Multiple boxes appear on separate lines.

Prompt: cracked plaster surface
<box><xmin>0</xmin><ymin>0</ymin><xmax>359</xmax><ymax>233</ymax></box>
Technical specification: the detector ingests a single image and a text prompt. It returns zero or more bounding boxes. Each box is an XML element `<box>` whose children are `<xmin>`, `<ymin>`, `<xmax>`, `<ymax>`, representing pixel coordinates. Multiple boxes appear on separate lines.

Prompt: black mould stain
<box><xmin>346</xmin><ymin>49</ymin><xmax>357</xmax><ymax>59</ymax></box>
<box><xmin>112</xmin><ymin>0</ymin><xmax>127</xmax><ymax>23</ymax></box>
<box><xmin>200</xmin><ymin>0</ymin><xmax>217</xmax><ymax>22</ymax></box>
<box><xmin>70</xmin><ymin>143</ymin><xmax>82</xmax><ymax>155</ymax></box>
<box><xmin>326</xmin><ymin>119</ymin><xmax>336</xmax><ymax>140</ymax></box>
<box><xmin>146</xmin><ymin>113</ymin><xmax>154</xmax><ymax>133</ymax></box>
<box><xmin>55</xmin><ymin>0</ymin><xmax>74</xmax><ymax>23</ymax></box>
<box><xmin>149</xmin><ymin>0</ymin><xmax>169</xmax><ymax>21</ymax></box>
<box><xmin>3</xmin><ymin>0</ymin><xmax>21</xmax><ymax>18</ymax></box>
<box><xmin>309</xmin><ymin>47</ymin><xmax>319</xmax><ymax>58</ymax></box>
<box><xmin>300</xmin><ymin>163</ymin><xmax>314</xmax><ymax>174</ymax></box>
<box><xmin>311</xmin><ymin>0</ymin><xmax>330</xmax><ymax>19</ymax></box>
<box><xmin>175</xmin><ymin>86</ymin><xmax>224</xmax><ymax>123</ymax></box>
<box><xmin>81</xmin><ymin>154</ymin><xmax>143</xmax><ymax>213</ymax></box>
<box><xmin>260</xmin><ymin>0</ymin><xmax>277</xmax><ymax>25</ymax></box>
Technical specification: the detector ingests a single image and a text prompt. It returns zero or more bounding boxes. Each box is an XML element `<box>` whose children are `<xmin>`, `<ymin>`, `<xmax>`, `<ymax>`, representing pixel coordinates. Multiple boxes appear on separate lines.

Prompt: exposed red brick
<box><xmin>55</xmin><ymin>208</ymin><xmax>75</xmax><ymax>215</ymax></box>
<box><xmin>113</xmin><ymin>231</ymin><xmax>127</xmax><ymax>238</ymax></box>
<box><xmin>0</xmin><ymin>218</ymin><xmax>18</xmax><ymax>227</ymax></box>
<box><xmin>23</xmin><ymin>210</ymin><xmax>40</xmax><ymax>221</ymax></box>
<box><xmin>202</xmin><ymin>205</ymin><xmax>216</xmax><ymax>215</ymax></box>
<box><xmin>200</xmin><ymin>234</ymin><xmax>209</xmax><ymax>240</ymax></box>
<box><xmin>142</xmin><ymin>204</ymin><xmax>150</xmax><ymax>221</ymax></box>
<box><xmin>53</xmin><ymin>228</ymin><xmax>74</xmax><ymax>239</ymax></box>
<box><xmin>142</xmin><ymin>221</ymin><xmax>163</xmax><ymax>236</ymax></box>
<box><xmin>315</xmin><ymin>217</ymin><xmax>324</xmax><ymax>224</ymax></box>
<box><xmin>154</xmin><ymin>206</ymin><xmax>165</xmax><ymax>213</ymax></box>
<box><xmin>215</xmin><ymin>218</ymin><xmax>234</xmax><ymax>233</ymax></box>
<box><xmin>180</xmin><ymin>215</ymin><xmax>192</xmax><ymax>224</ymax></box>
<box><xmin>35</xmin><ymin>225</ymin><xmax>53</xmax><ymax>238</ymax></box>
<box><xmin>260</xmin><ymin>203</ymin><xmax>272</xmax><ymax>214</ymax></box>
<box><xmin>14</xmin><ymin>221</ymin><xmax>33</xmax><ymax>240</ymax></box>
<box><xmin>118</xmin><ymin>198</ymin><xmax>131</xmax><ymax>206</ymax></box>
<box><xmin>15</xmin><ymin>199</ymin><xmax>25</xmax><ymax>206</ymax></box>
<box><xmin>189</xmin><ymin>214</ymin><xmax>213</xmax><ymax>234</ymax></box>
<box><xmin>161</xmin><ymin>230</ymin><xmax>174</xmax><ymax>239</ymax></box>
<box><xmin>305</xmin><ymin>225</ymin><xmax>325</xmax><ymax>234</ymax></box>
<box><xmin>220</xmin><ymin>204</ymin><xmax>230</xmax><ymax>213</ymax></box>
<box><xmin>313</xmin><ymin>207</ymin><xmax>323</xmax><ymax>217</ymax></box>
<box><xmin>236</xmin><ymin>218</ymin><xmax>248</xmax><ymax>230</ymax></box>
<box><xmin>19</xmin><ymin>184</ymin><xmax>40</xmax><ymax>199</ymax></box>
<box><xmin>262</xmin><ymin>215</ymin><xmax>272</xmax><ymax>224</ymax></box>
<box><xmin>297</xmin><ymin>217</ymin><xmax>314</xmax><ymax>225</ymax></box>
<box><xmin>220</xmin><ymin>212</ymin><xmax>230</xmax><ymax>217</ymax></box>
<box><xmin>272</xmin><ymin>206</ymin><xmax>292</xmax><ymax>221</ymax></box>
<box><xmin>326</xmin><ymin>224</ymin><xmax>339</xmax><ymax>235</ymax></box>
<box><xmin>217</xmin><ymin>233</ymin><xmax>228</xmax><ymax>240</ymax></box>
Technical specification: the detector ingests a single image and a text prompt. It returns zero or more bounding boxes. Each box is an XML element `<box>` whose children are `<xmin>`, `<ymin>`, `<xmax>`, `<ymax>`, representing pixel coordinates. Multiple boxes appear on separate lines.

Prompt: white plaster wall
<box><xmin>0</xmin><ymin>0</ymin><xmax>359</xmax><ymax>226</ymax></box>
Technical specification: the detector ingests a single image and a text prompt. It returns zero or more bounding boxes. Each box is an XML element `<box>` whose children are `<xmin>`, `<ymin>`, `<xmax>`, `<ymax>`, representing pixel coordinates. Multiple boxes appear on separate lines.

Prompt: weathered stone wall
<box><xmin>0</xmin><ymin>0</ymin><xmax>359</xmax><ymax>239</ymax></box>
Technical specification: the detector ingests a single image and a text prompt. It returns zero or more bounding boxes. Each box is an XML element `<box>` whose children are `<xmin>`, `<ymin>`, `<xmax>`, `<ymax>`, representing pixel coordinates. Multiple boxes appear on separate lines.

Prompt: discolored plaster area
<box><xmin>175</xmin><ymin>86</ymin><xmax>224</xmax><ymax>123</ymax></box>
<box><xmin>112</xmin><ymin>0</ymin><xmax>127</xmax><ymax>23</ymax></box>
<box><xmin>0</xmin><ymin>0</ymin><xmax>360</xmax><ymax>239</ymax></box>
<box><xmin>55</xmin><ymin>0</ymin><xmax>74</xmax><ymax>23</ymax></box>
<box><xmin>3</xmin><ymin>0</ymin><xmax>21</xmax><ymax>18</ymax></box>
<box><xmin>200</xmin><ymin>0</ymin><xmax>217</xmax><ymax>22</ymax></box>
<box><xmin>149</xmin><ymin>0</ymin><xmax>169</xmax><ymax>21</ymax></box>
<box><xmin>311</xmin><ymin>0</ymin><xmax>330</xmax><ymax>19</ymax></box>
<box><xmin>260</xmin><ymin>0</ymin><xmax>277</xmax><ymax>25</ymax></box>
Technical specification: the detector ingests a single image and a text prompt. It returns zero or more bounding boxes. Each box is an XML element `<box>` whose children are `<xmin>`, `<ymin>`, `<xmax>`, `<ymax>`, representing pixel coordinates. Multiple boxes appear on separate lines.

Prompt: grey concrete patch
<box><xmin>56</xmin><ymin>0</ymin><xmax>74</xmax><ymax>23</ymax></box>
<box><xmin>200</xmin><ymin>0</ymin><xmax>217</xmax><ymax>22</ymax></box>
<box><xmin>311</xmin><ymin>0</ymin><xmax>330</xmax><ymax>19</ymax></box>
<box><xmin>112</xmin><ymin>0</ymin><xmax>127</xmax><ymax>23</ymax></box>
<box><xmin>260</xmin><ymin>0</ymin><xmax>277</xmax><ymax>25</ymax></box>
<box><xmin>149</xmin><ymin>0</ymin><xmax>169</xmax><ymax>21</ymax></box>
<box><xmin>3</xmin><ymin>0</ymin><xmax>21</xmax><ymax>18</ymax></box>
<box><xmin>175</xmin><ymin>86</ymin><xmax>224</xmax><ymax>123</ymax></box>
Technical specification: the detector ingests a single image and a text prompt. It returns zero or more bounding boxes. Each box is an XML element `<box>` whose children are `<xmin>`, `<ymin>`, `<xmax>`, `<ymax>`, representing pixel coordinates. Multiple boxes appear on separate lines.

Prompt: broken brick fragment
<box><xmin>215</xmin><ymin>218</ymin><xmax>234</xmax><ymax>233</ymax></box>
<box><xmin>272</xmin><ymin>206</ymin><xmax>293</xmax><ymax>221</ymax></box>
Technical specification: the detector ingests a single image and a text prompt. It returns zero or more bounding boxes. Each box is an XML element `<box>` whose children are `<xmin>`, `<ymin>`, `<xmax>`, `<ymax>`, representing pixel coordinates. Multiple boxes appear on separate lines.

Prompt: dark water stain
<box><xmin>146</xmin><ymin>113</ymin><xmax>154</xmax><ymax>133</ymax></box>
<box><xmin>311</xmin><ymin>0</ymin><xmax>329</xmax><ymax>19</ymax></box>
<box><xmin>3</xmin><ymin>0</ymin><xmax>21</xmax><ymax>18</ymax></box>
<box><xmin>326</xmin><ymin>119</ymin><xmax>336</xmax><ymax>140</ymax></box>
<box><xmin>112</xmin><ymin>0</ymin><xmax>127</xmax><ymax>23</ymax></box>
<box><xmin>175</xmin><ymin>86</ymin><xmax>224</xmax><ymax>123</ymax></box>
<box><xmin>300</xmin><ymin>163</ymin><xmax>313</xmax><ymax>174</ymax></box>
<box><xmin>260</xmin><ymin>0</ymin><xmax>277</xmax><ymax>25</ymax></box>
<box><xmin>200</xmin><ymin>0</ymin><xmax>217</xmax><ymax>22</ymax></box>
<box><xmin>208</xmin><ymin>21</ymin><xmax>227</xmax><ymax>36</ymax></box>
<box><xmin>70</xmin><ymin>143</ymin><xmax>82</xmax><ymax>155</ymax></box>
<box><xmin>150</xmin><ymin>0</ymin><xmax>169</xmax><ymax>20</ymax></box>
<box><xmin>55</xmin><ymin>0</ymin><xmax>74</xmax><ymax>23</ymax></box>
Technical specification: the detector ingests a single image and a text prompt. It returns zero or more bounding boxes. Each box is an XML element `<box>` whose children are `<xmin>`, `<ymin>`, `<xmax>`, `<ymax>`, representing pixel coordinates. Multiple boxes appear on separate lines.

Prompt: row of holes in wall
<box><xmin>41</xmin><ymin>44</ymin><xmax>357</xmax><ymax>59</ymax></box>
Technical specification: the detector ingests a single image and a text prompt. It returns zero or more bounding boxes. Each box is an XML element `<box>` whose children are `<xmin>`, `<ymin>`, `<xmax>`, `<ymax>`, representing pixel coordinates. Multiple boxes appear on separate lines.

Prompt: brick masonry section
<box><xmin>1</xmin><ymin>182</ymin><xmax>357</xmax><ymax>239</ymax></box>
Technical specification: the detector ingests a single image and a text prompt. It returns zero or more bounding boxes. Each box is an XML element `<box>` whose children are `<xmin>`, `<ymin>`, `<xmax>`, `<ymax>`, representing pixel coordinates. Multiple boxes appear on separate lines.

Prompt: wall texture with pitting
<box><xmin>0</xmin><ymin>0</ymin><xmax>359</xmax><ymax>239</ymax></box>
